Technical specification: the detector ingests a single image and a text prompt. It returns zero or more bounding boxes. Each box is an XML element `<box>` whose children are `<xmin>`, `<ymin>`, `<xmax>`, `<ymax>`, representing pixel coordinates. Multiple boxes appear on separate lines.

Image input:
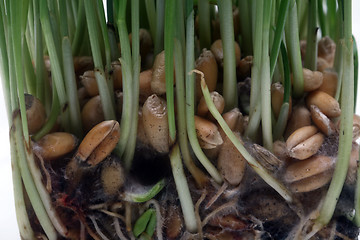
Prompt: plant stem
<box><xmin>304</xmin><ymin>0</ymin><xmax>318</xmax><ymax>71</ymax></box>
<box><xmin>23</xmin><ymin>40</ymin><xmax>36</xmax><ymax>96</ymax></box>
<box><xmin>238</xmin><ymin>0</ymin><xmax>253</xmax><ymax>56</ymax></box>
<box><xmin>314</xmin><ymin>0</ymin><xmax>353</xmax><ymax>232</ymax></box>
<box><xmin>198</xmin><ymin>0</ymin><xmax>211</xmax><ymax>50</ymax></box>
<box><xmin>0</xmin><ymin>3</ymin><xmax>11</xmax><ymax>122</ymax></box>
<box><xmin>199</xmin><ymin>73</ymin><xmax>292</xmax><ymax>202</ymax></box>
<box><xmin>33</xmin><ymin>88</ymin><xmax>60</xmax><ymax>141</ymax></box>
<box><xmin>170</xmin><ymin>144</ymin><xmax>197</xmax><ymax>233</ymax></box>
<box><xmin>40</xmin><ymin>0</ymin><xmax>71</xmax><ymax>132</ymax></box>
<box><xmin>174</xmin><ymin>38</ymin><xmax>208</xmax><ymax>188</ymax></box>
<box><xmin>10</xmin><ymin>132</ymin><xmax>35</xmax><ymax>239</ymax></box>
<box><xmin>217</xmin><ymin>0</ymin><xmax>238</xmax><ymax>111</ymax></box>
<box><xmin>123</xmin><ymin>0</ymin><xmax>140</xmax><ymax>170</ymax></box>
<box><xmin>274</xmin><ymin>41</ymin><xmax>291</xmax><ymax>140</ymax></box>
<box><xmin>12</xmin><ymin>114</ymin><xmax>58</xmax><ymax>240</ymax></box>
<box><xmin>85</xmin><ymin>0</ymin><xmax>116</xmax><ymax>121</ymax></box>
<box><xmin>164</xmin><ymin>0</ymin><xmax>176</xmax><ymax>144</ymax></box>
<box><xmin>33</xmin><ymin>0</ymin><xmax>46</xmax><ymax>104</ymax></box>
<box><xmin>260</xmin><ymin>0</ymin><xmax>273</xmax><ymax>151</ymax></box>
<box><xmin>10</xmin><ymin>0</ymin><xmax>30</xmax><ymax>142</ymax></box>
<box><xmin>285</xmin><ymin>0</ymin><xmax>304</xmax><ymax>98</ymax></box>
<box><xmin>354</xmin><ymin>35</ymin><xmax>358</xmax><ymax>112</ymax></box>
<box><xmin>317</xmin><ymin>0</ymin><xmax>327</xmax><ymax>37</ymax></box>
<box><xmin>144</xmin><ymin>0</ymin><xmax>157</xmax><ymax>42</ymax></box>
<box><xmin>71</xmin><ymin>0</ymin><xmax>86</xmax><ymax>55</ymax></box>
<box><xmin>270</xmin><ymin>0</ymin><xmax>290</xmax><ymax>78</ymax></box>
<box><xmin>116</xmin><ymin>0</ymin><xmax>134</xmax><ymax>158</ymax></box>
<box><xmin>154</xmin><ymin>0</ymin><xmax>165</xmax><ymax>56</ymax></box>
<box><xmin>326</xmin><ymin>0</ymin><xmax>337</xmax><ymax>40</ymax></box>
<box><xmin>62</xmin><ymin>37</ymin><xmax>83</xmax><ymax>137</ymax></box>
<box><xmin>245</xmin><ymin>0</ymin><xmax>263</xmax><ymax>140</ymax></box>
<box><xmin>185</xmin><ymin>6</ymin><xmax>222</xmax><ymax>184</ymax></box>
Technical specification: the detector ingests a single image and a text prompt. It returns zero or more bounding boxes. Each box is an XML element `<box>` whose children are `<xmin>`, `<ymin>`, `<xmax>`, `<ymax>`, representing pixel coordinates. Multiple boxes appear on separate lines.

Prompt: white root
<box><xmin>89</xmin><ymin>216</ymin><xmax>110</xmax><ymax>240</ymax></box>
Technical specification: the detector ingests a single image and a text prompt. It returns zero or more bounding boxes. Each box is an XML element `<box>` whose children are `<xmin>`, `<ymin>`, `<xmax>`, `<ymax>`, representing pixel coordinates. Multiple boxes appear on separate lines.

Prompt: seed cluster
<box><xmin>4</xmin><ymin>0</ymin><xmax>354</xmax><ymax>238</ymax></box>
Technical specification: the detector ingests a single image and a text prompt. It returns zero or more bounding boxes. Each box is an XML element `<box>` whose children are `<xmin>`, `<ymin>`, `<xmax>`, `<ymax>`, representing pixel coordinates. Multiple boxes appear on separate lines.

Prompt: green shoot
<box><xmin>217</xmin><ymin>0</ymin><xmax>238</xmax><ymax>111</ymax></box>
<box><xmin>285</xmin><ymin>0</ymin><xmax>304</xmax><ymax>98</ymax></box>
<box><xmin>304</xmin><ymin>0</ymin><xmax>318</xmax><ymax>70</ymax></box>
<box><xmin>164</xmin><ymin>0</ymin><xmax>176</xmax><ymax>144</ymax></box>
<box><xmin>170</xmin><ymin>144</ymin><xmax>197</xmax><ymax>232</ymax></box>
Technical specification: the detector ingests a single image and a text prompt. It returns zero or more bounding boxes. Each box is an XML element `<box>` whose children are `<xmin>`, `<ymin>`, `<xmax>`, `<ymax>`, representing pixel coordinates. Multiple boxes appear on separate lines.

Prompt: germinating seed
<box><xmin>217</xmin><ymin>132</ymin><xmax>246</xmax><ymax>185</ymax></box>
<box><xmin>306</xmin><ymin>90</ymin><xmax>341</xmax><ymax>118</ymax></box>
<box><xmin>5</xmin><ymin>1</ymin><xmax>358</xmax><ymax>239</ymax></box>
<box><xmin>318</xmin><ymin>70</ymin><xmax>338</xmax><ymax>97</ymax></box>
<box><xmin>310</xmin><ymin>105</ymin><xmax>336</xmax><ymax>136</ymax></box>
<box><xmin>197</xmin><ymin>91</ymin><xmax>224</xmax><ymax>119</ymax></box>
<box><xmin>318</xmin><ymin>36</ymin><xmax>336</xmax><ymax>67</ymax></box>
<box><xmin>142</xmin><ymin>94</ymin><xmax>170</xmax><ymax>153</ymax></box>
<box><xmin>285</xmin><ymin>105</ymin><xmax>312</xmax><ymax>139</ymax></box>
<box><xmin>302</xmin><ymin>68</ymin><xmax>323</xmax><ymax>92</ymax></box>
<box><xmin>194</xmin><ymin>115</ymin><xmax>223</xmax><ymax>149</ymax></box>
<box><xmin>35</xmin><ymin>132</ymin><xmax>77</xmax><ymax>161</ymax></box>
<box><xmin>81</xmin><ymin>95</ymin><xmax>105</xmax><ymax>132</ymax></box>
<box><xmin>25</xmin><ymin>94</ymin><xmax>46</xmax><ymax>135</ymax></box>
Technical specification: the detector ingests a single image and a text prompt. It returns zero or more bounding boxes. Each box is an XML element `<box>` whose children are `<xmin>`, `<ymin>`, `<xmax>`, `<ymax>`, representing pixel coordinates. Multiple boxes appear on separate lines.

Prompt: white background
<box><xmin>0</xmin><ymin>2</ymin><xmax>360</xmax><ymax>239</ymax></box>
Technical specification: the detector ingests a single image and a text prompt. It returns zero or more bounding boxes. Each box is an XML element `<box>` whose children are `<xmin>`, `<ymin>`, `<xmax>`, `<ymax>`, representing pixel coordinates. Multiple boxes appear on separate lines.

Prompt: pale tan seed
<box><xmin>210</xmin><ymin>39</ymin><xmax>241</xmax><ymax>68</ymax></box>
<box><xmin>129</xmin><ymin>28</ymin><xmax>153</xmax><ymax>60</ymax></box>
<box><xmin>317</xmin><ymin>57</ymin><xmax>331</xmax><ymax>72</ymax></box>
<box><xmin>151</xmin><ymin>51</ymin><xmax>175</xmax><ymax>95</ymax></box>
<box><xmin>284</xmin><ymin>155</ymin><xmax>334</xmax><ymax>183</ymax></box>
<box><xmin>217</xmin><ymin>132</ymin><xmax>246</xmax><ymax>185</ymax></box>
<box><xmin>271</xmin><ymin>82</ymin><xmax>292</xmax><ymax>119</ymax></box>
<box><xmin>139</xmin><ymin>69</ymin><xmax>153</xmax><ymax>103</ymax></box>
<box><xmin>81</xmin><ymin>95</ymin><xmax>105</xmax><ymax>132</ymax></box>
<box><xmin>195</xmin><ymin>49</ymin><xmax>218</xmax><ymax>100</ymax></box>
<box><xmin>306</xmin><ymin>90</ymin><xmax>341</xmax><ymax>118</ymax></box>
<box><xmin>78</xmin><ymin>87</ymin><xmax>90</xmax><ymax>108</ymax></box>
<box><xmin>142</xmin><ymin>94</ymin><xmax>169</xmax><ymax>153</ymax></box>
<box><xmin>286</xmin><ymin>125</ymin><xmax>318</xmax><ymax>151</ymax></box>
<box><xmin>353</xmin><ymin>115</ymin><xmax>360</xmax><ymax>141</ymax></box>
<box><xmin>35</xmin><ymin>132</ymin><xmax>77</xmax><ymax>161</ymax></box>
<box><xmin>194</xmin><ymin>115</ymin><xmax>223</xmax><ymax>149</ymax></box>
<box><xmin>288</xmin><ymin>132</ymin><xmax>324</xmax><ymax>160</ymax></box>
<box><xmin>238</xmin><ymin>55</ymin><xmax>253</xmax><ymax>79</ymax></box>
<box><xmin>310</xmin><ymin>105</ymin><xmax>335</xmax><ymax>136</ymax></box>
<box><xmin>74</xmin><ymin>120</ymin><xmax>120</xmax><ymax>166</ymax></box>
<box><xmin>81</xmin><ymin>70</ymin><xmax>99</xmax><ymax>97</ymax></box>
<box><xmin>290</xmin><ymin>170</ymin><xmax>333</xmax><ymax>193</ymax></box>
<box><xmin>101</xmin><ymin>160</ymin><xmax>125</xmax><ymax>196</ymax></box>
<box><xmin>137</xmin><ymin>107</ymin><xmax>150</xmax><ymax>145</ymax></box>
<box><xmin>221</xmin><ymin>108</ymin><xmax>244</xmax><ymax>136</ymax></box>
<box><xmin>302</xmin><ymin>68</ymin><xmax>323</xmax><ymax>92</ymax></box>
<box><xmin>318</xmin><ymin>36</ymin><xmax>336</xmax><ymax>66</ymax></box>
<box><xmin>73</xmin><ymin>56</ymin><xmax>94</xmax><ymax>77</ymax></box>
<box><xmin>318</xmin><ymin>70</ymin><xmax>338</xmax><ymax>97</ymax></box>
<box><xmin>285</xmin><ymin>105</ymin><xmax>312</xmax><ymax>139</ymax></box>
<box><xmin>25</xmin><ymin>94</ymin><xmax>46</xmax><ymax>135</ymax></box>
<box><xmin>197</xmin><ymin>91</ymin><xmax>224</xmax><ymax>119</ymax></box>
<box><xmin>111</xmin><ymin>61</ymin><xmax>123</xmax><ymax>89</ymax></box>
<box><xmin>203</xmin><ymin>146</ymin><xmax>221</xmax><ymax>161</ymax></box>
